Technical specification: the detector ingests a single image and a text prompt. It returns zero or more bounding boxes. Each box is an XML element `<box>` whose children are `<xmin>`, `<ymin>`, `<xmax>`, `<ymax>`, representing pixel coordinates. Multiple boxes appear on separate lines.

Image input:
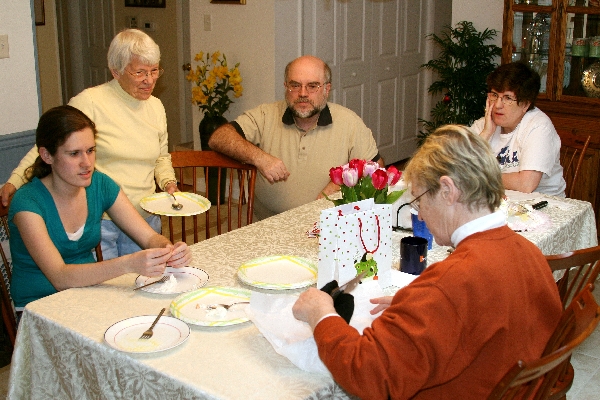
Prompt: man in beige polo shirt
<box><xmin>208</xmin><ymin>55</ymin><xmax>383</xmax><ymax>220</ymax></box>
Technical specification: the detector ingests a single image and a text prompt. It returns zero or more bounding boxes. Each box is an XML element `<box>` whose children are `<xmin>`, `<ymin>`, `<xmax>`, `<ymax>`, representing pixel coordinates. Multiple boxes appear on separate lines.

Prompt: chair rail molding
<box><xmin>0</xmin><ymin>130</ymin><xmax>35</xmax><ymax>183</ymax></box>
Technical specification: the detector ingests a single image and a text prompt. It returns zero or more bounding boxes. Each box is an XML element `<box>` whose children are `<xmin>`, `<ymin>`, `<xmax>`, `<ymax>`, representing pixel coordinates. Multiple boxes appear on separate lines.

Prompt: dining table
<box><xmin>7</xmin><ymin>194</ymin><xmax>598</xmax><ymax>399</ymax></box>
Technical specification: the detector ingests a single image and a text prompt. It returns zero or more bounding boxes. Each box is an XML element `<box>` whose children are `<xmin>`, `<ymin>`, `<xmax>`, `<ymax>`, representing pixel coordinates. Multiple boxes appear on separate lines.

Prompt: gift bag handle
<box><xmin>358</xmin><ymin>215</ymin><xmax>380</xmax><ymax>254</ymax></box>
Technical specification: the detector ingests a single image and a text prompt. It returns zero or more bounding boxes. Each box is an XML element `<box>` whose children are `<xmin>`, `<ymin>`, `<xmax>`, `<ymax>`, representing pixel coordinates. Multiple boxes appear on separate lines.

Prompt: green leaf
<box><xmin>374</xmin><ymin>189</ymin><xmax>387</xmax><ymax>204</ymax></box>
<box><xmin>385</xmin><ymin>189</ymin><xmax>406</xmax><ymax>204</ymax></box>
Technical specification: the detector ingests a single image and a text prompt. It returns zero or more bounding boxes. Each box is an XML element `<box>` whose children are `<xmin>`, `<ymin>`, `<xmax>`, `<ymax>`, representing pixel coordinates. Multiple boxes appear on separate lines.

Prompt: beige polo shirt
<box><xmin>234</xmin><ymin>101</ymin><xmax>379</xmax><ymax>220</ymax></box>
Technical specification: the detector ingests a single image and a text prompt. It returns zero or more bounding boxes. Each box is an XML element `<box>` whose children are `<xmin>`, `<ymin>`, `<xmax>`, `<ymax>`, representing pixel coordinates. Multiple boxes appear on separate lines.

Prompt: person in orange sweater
<box><xmin>293</xmin><ymin>125</ymin><xmax>563</xmax><ymax>399</ymax></box>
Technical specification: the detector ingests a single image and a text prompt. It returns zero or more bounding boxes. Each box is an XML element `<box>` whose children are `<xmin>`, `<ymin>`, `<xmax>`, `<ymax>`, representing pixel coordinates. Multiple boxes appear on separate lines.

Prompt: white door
<box><xmin>302</xmin><ymin>0</ymin><xmax>432</xmax><ymax>164</ymax></box>
<box><xmin>55</xmin><ymin>0</ymin><xmax>114</xmax><ymax>102</ymax></box>
<box><xmin>55</xmin><ymin>0</ymin><xmax>191</xmax><ymax>148</ymax></box>
<box><xmin>79</xmin><ymin>1</ymin><xmax>114</xmax><ymax>89</ymax></box>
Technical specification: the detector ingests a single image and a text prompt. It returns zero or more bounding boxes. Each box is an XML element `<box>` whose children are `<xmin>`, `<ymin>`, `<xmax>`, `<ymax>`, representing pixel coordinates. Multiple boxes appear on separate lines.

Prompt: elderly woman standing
<box><xmin>471</xmin><ymin>62</ymin><xmax>565</xmax><ymax>196</ymax></box>
<box><xmin>293</xmin><ymin>125</ymin><xmax>562</xmax><ymax>399</ymax></box>
<box><xmin>1</xmin><ymin>29</ymin><xmax>177</xmax><ymax>259</ymax></box>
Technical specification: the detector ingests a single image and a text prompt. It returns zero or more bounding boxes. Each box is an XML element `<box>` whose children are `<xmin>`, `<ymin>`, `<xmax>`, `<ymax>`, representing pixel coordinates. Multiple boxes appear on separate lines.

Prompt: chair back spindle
<box><xmin>168</xmin><ymin>150</ymin><xmax>257</xmax><ymax>243</ymax></box>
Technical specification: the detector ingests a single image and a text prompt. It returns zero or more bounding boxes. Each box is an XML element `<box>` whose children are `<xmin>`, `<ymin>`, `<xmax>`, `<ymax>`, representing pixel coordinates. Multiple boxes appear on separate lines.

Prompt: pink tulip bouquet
<box><xmin>324</xmin><ymin>159</ymin><xmax>406</xmax><ymax>206</ymax></box>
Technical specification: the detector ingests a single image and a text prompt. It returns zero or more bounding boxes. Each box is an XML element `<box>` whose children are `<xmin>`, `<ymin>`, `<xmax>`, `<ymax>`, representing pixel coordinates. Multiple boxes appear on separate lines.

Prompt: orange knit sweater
<box><xmin>314</xmin><ymin>226</ymin><xmax>562</xmax><ymax>399</ymax></box>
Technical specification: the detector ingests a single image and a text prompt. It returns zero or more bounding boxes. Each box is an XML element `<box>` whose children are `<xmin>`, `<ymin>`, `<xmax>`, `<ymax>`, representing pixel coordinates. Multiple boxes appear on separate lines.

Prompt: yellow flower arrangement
<box><xmin>186</xmin><ymin>51</ymin><xmax>243</xmax><ymax>118</ymax></box>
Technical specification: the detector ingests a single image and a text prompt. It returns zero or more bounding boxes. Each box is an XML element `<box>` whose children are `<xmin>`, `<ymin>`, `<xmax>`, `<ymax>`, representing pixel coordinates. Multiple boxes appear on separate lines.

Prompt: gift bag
<box><xmin>318</xmin><ymin>198</ymin><xmax>393</xmax><ymax>288</ymax></box>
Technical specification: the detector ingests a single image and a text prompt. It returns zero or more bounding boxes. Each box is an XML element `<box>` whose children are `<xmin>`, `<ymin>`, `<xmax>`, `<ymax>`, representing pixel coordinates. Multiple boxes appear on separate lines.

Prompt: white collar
<box><xmin>450</xmin><ymin>211</ymin><xmax>506</xmax><ymax>247</ymax></box>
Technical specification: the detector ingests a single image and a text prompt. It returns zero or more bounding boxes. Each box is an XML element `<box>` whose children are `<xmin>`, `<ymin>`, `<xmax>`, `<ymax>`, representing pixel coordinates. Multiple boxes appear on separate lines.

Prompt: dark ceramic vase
<box><xmin>199</xmin><ymin>115</ymin><xmax>228</xmax><ymax>205</ymax></box>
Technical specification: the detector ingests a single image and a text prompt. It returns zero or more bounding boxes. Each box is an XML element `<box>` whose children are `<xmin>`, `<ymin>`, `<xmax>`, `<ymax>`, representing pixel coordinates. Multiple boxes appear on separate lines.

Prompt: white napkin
<box><xmin>246</xmin><ymin>271</ymin><xmax>417</xmax><ymax>374</ymax></box>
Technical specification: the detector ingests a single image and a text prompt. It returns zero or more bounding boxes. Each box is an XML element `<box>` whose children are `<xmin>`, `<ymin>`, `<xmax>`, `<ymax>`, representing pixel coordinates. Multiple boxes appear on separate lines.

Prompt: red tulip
<box><xmin>349</xmin><ymin>159</ymin><xmax>366</xmax><ymax>179</ymax></box>
<box><xmin>386</xmin><ymin>165</ymin><xmax>401</xmax><ymax>186</ymax></box>
<box><xmin>371</xmin><ymin>169</ymin><xmax>388</xmax><ymax>190</ymax></box>
<box><xmin>329</xmin><ymin>166</ymin><xmax>344</xmax><ymax>186</ymax></box>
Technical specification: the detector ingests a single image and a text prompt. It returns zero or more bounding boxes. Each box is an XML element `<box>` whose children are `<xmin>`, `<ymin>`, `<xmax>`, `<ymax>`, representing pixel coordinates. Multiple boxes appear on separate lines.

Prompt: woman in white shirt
<box><xmin>470</xmin><ymin>62</ymin><xmax>565</xmax><ymax>196</ymax></box>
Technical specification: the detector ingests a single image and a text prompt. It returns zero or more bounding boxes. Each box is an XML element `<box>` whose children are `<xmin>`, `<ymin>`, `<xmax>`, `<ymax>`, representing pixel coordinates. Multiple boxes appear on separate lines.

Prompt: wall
<box><xmin>0</xmin><ymin>0</ymin><xmax>39</xmax><ymax>182</ymax></box>
<box><xmin>452</xmin><ymin>0</ymin><xmax>504</xmax><ymax>48</ymax></box>
<box><xmin>188</xmin><ymin>0</ymin><xmax>276</xmax><ymax>149</ymax></box>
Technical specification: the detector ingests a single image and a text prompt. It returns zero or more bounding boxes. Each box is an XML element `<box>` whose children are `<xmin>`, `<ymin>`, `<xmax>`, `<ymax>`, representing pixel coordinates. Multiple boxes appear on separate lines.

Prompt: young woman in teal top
<box><xmin>8</xmin><ymin>105</ymin><xmax>191</xmax><ymax>309</ymax></box>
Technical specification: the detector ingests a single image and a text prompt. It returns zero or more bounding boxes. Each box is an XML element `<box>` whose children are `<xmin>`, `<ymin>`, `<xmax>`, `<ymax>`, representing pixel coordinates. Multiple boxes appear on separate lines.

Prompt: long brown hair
<box><xmin>25</xmin><ymin>105</ymin><xmax>97</xmax><ymax>181</ymax></box>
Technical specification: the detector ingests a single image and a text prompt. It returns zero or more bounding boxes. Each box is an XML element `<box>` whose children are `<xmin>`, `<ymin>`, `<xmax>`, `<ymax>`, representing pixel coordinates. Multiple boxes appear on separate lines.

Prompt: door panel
<box><xmin>339</xmin><ymin>0</ymin><xmax>371</xmax><ymax>123</ymax></box>
<box><xmin>394</xmin><ymin>0</ymin><xmax>427</xmax><ymax>162</ymax></box>
<box><xmin>302</xmin><ymin>0</ymin><xmax>432</xmax><ymax>164</ymax></box>
<box><xmin>79</xmin><ymin>0</ymin><xmax>114</xmax><ymax>89</ymax></box>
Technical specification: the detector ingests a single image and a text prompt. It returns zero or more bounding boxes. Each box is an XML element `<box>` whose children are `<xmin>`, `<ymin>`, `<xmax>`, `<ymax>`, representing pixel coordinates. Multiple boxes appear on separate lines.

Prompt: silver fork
<box><xmin>133</xmin><ymin>275</ymin><xmax>169</xmax><ymax>291</ymax></box>
<box><xmin>139</xmin><ymin>308</ymin><xmax>166</xmax><ymax>340</ymax></box>
<box><xmin>206</xmin><ymin>301</ymin><xmax>250</xmax><ymax>310</ymax></box>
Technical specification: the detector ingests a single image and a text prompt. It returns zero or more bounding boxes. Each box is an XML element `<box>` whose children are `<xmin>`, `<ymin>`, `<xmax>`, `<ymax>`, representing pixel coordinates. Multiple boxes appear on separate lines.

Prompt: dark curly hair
<box><xmin>486</xmin><ymin>62</ymin><xmax>541</xmax><ymax>111</ymax></box>
<box><xmin>25</xmin><ymin>105</ymin><xmax>96</xmax><ymax>181</ymax></box>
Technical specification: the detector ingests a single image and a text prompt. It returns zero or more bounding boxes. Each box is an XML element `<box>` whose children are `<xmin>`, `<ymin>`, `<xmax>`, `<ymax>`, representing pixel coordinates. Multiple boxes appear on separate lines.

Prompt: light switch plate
<box><xmin>0</xmin><ymin>35</ymin><xmax>9</xmax><ymax>59</ymax></box>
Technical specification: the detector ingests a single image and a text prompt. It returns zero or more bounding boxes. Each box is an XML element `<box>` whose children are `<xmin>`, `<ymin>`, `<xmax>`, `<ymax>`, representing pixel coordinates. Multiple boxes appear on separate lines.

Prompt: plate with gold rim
<box><xmin>139</xmin><ymin>192</ymin><xmax>211</xmax><ymax>217</ymax></box>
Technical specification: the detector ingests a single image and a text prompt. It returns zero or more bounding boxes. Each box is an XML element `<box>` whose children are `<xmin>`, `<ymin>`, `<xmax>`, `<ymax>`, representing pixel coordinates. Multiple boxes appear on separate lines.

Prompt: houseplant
<box><xmin>418</xmin><ymin>21</ymin><xmax>501</xmax><ymax>145</ymax></box>
<box><xmin>186</xmin><ymin>51</ymin><xmax>243</xmax><ymax>203</ymax></box>
<box><xmin>186</xmin><ymin>51</ymin><xmax>243</xmax><ymax>144</ymax></box>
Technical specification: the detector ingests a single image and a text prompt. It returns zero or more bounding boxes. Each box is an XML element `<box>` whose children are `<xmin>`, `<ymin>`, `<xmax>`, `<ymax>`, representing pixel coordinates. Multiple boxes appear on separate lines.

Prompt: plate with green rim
<box><xmin>170</xmin><ymin>286</ymin><xmax>252</xmax><ymax>327</ymax></box>
<box><xmin>237</xmin><ymin>255</ymin><xmax>317</xmax><ymax>290</ymax></box>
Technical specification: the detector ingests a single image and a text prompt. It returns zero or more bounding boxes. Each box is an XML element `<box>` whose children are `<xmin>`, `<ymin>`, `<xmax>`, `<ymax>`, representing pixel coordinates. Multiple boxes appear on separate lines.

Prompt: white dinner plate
<box><xmin>237</xmin><ymin>255</ymin><xmax>317</xmax><ymax>290</ymax></box>
<box><xmin>139</xmin><ymin>192</ymin><xmax>211</xmax><ymax>217</ymax></box>
<box><xmin>135</xmin><ymin>266</ymin><xmax>209</xmax><ymax>294</ymax></box>
<box><xmin>170</xmin><ymin>286</ymin><xmax>252</xmax><ymax>326</ymax></box>
<box><xmin>104</xmin><ymin>315</ymin><xmax>190</xmax><ymax>353</ymax></box>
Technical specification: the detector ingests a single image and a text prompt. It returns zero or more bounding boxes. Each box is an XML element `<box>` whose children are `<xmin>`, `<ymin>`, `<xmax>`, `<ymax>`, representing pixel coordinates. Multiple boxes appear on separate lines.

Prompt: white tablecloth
<box><xmin>8</xmin><ymin>196</ymin><xmax>597</xmax><ymax>399</ymax></box>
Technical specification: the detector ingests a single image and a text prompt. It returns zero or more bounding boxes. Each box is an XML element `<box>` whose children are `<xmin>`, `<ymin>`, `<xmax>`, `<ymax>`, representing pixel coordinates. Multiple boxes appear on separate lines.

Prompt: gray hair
<box><xmin>107</xmin><ymin>29</ymin><xmax>160</xmax><ymax>74</ymax></box>
<box><xmin>404</xmin><ymin>125</ymin><xmax>504</xmax><ymax>212</ymax></box>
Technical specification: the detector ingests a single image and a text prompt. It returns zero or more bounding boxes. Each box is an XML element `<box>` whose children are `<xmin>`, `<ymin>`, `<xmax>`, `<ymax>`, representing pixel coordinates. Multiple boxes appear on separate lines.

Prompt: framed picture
<box><xmin>125</xmin><ymin>0</ymin><xmax>166</xmax><ymax>8</ymax></box>
<box><xmin>211</xmin><ymin>0</ymin><xmax>246</xmax><ymax>4</ymax></box>
<box><xmin>34</xmin><ymin>0</ymin><xmax>45</xmax><ymax>26</ymax></box>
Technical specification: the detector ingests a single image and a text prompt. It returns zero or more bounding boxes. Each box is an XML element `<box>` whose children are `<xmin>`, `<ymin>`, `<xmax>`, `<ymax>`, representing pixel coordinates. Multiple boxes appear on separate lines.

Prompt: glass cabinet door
<box><xmin>512</xmin><ymin>10</ymin><xmax>552</xmax><ymax>92</ymax></box>
<box><xmin>506</xmin><ymin>0</ymin><xmax>600</xmax><ymax>101</ymax></box>
<box><xmin>562</xmin><ymin>0</ymin><xmax>600</xmax><ymax>98</ymax></box>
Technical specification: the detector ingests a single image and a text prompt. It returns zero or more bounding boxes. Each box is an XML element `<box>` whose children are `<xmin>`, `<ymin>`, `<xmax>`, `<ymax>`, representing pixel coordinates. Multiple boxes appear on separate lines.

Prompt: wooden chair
<box><xmin>0</xmin><ymin>201</ymin><xmax>17</xmax><ymax>349</ymax></box>
<box><xmin>547</xmin><ymin>245</ymin><xmax>600</xmax><ymax>308</ymax></box>
<box><xmin>560</xmin><ymin>134</ymin><xmax>591</xmax><ymax>199</ymax></box>
<box><xmin>488</xmin><ymin>285</ymin><xmax>600</xmax><ymax>400</ymax></box>
<box><xmin>167</xmin><ymin>150</ymin><xmax>257</xmax><ymax>243</ymax></box>
<box><xmin>543</xmin><ymin>245</ymin><xmax>600</xmax><ymax>399</ymax></box>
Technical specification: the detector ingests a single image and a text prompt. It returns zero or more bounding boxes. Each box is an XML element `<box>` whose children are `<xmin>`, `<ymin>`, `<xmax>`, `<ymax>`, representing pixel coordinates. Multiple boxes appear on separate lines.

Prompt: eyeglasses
<box><xmin>487</xmin><ymin>92</ymin><xmax>517</xmax><ymax>106</ymax></box>
<box><xmin>125</xmin><ymin>68</ymin><xmax>164</xmax><ymax>81</ymax></box>
<box><xmin>286</xmin><ymin>82</ymin><xmax>327</xmax><ymax>94</ymax></box>
<box><xmin>408</xmin><ymin>189</ymin><xmax>430</xmax><ymax>212</ymax></box>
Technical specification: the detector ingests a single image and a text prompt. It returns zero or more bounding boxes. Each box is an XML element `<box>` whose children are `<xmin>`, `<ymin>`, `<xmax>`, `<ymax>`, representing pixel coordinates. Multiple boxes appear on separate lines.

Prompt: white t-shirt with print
<box><xmin>471</xmin><ymin>107</ymin><xmax>566</xmax><ymax>197</ymax></box>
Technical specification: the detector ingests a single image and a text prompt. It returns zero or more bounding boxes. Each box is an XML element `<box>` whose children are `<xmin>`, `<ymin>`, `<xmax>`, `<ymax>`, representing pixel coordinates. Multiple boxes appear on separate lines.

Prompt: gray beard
<box><xmin>288</xmin><ymin>100</ymin><xmax>325</xmax><ymax>119</ymax></box>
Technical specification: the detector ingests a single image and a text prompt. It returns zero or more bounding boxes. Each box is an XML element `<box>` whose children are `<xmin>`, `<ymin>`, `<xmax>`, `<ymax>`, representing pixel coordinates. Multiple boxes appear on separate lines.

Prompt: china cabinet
<box><xmin>503</xmin><ymin>0</ymin><xmax>600</xmax><ymax>234</ymax></box>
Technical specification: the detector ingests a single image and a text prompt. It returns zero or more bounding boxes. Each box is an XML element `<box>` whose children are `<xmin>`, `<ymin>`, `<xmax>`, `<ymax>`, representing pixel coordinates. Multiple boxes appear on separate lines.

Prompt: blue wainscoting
<box><xmin>0</xmin><ymin>130</ymin><xmax>35</xmax><ymax>183</ymax></box>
